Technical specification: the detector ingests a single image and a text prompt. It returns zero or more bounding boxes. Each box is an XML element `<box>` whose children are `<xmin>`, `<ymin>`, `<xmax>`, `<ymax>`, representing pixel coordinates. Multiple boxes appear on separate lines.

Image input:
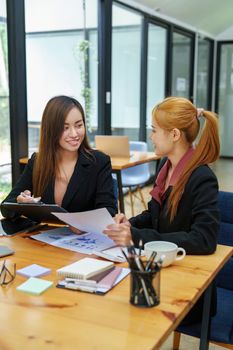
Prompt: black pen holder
<box><xmin>130</xmin><ymin>268</ymin><xmax>160</xmax><ymax>307</ymax></box>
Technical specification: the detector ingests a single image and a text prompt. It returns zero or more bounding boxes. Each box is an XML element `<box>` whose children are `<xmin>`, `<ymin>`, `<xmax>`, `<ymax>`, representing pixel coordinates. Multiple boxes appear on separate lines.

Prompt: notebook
<box><xmin>95</xmin><ymin>135</ymin><xmax>130</xmax><ymax>158</ymax></box>
<box><xmin>16</xmin><ymin>264</ymin><xmax>51</xmax><ymax>278</ymax></box>
<box><xmin>16</xmin><ymin>277</ymin><xmax>53</xmax><ymax>295</ymax></box>
<box><xmin>57</xmin><ymin>267</ymin><xmax>130</xmax><ymax>295</ymax></box>
<box><xmin>90</xmin><ymin>266</ymin><xmax>115</xmax><ymax>282</ymax></box>
<box><xmin>98</xmin><ymin>267</ymin><xmax>122</xmax><ymax>289</ymax></box>
<box><xmin>57</xmin><ymin>258</ymin><xmax>114</xmax><ymax>280</ymax></box>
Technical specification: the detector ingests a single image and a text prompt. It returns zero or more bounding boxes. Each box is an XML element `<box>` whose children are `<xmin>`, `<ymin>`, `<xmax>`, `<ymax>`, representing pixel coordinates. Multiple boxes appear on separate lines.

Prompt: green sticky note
<box><xmin>16</xmin><ymin>277</ymin><xmax>53</xmax><ymax>295</ymax></box>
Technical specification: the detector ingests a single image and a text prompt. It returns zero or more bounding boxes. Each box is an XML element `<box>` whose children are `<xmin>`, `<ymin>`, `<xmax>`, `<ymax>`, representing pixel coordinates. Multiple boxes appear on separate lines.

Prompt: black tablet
<box><xmin>0</xmin><ymin>217</ymin><xmax>38</xmax><ymax>236</ymax></box>
<box><xmin>1</xmin><ymin>202</ymin><xmax>67</xmax><ymax>224</ymax></box>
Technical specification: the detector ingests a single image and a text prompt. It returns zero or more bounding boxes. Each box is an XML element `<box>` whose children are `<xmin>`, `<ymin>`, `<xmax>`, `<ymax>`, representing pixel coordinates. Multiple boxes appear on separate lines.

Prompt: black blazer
<box><xmin>1</xmin><ymin>150</ymin><xmax>117</xmax><ymax>218</ymax></box>
<box><xmin>130</xmin><ymin>159</ymin><xmax>220</xmax><ymax>254</ymax></box>
<box><xmin>129</xmin><ymin>159</ymin><xmax>219</xmax><ymax>324</ymax></box>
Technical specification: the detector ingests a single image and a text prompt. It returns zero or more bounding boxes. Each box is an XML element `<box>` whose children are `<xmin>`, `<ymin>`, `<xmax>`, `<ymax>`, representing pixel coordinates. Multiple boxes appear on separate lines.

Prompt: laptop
<box><xmin>95</xmin><ymin>135</ymin><xmax>130</xmax><ymax>158</ymax></box>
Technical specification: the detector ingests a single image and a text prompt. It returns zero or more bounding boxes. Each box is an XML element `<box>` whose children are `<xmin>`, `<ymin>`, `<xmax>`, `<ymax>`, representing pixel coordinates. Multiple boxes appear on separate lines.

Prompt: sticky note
<box><xmin>16</xmin><ymin>264</ymin><xmax>51</xmax><ymax>278</ymax></box>
<box><xmin>16</xmin><ymin>277</ymin><xmax>53</xmax><ymax>295</ymax></box>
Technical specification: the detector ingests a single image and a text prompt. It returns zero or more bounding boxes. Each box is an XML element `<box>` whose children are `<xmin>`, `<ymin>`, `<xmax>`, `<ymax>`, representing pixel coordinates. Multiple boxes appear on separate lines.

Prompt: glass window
<box><xmin>111</xmin><ymin>4</ymin><xmax>142</xmax><ymax>140</ymax></box>
<box><xmin>196</xmin><ymin>37</ymin><xmax>212</xmax><ymax>109</ymax></box>
<box><xmin>25</xmin><ymin>0</ymin><xmax>98</xmax><ymax>152</ymax></box>
<box><xmin>146</xmin><ymin>23</ymin><xmax>167</xmax><ymax>150</ymax></box>
<box><xmin>217</xmin><ymin>44</ymin><xmax>233</xmax><ymax>156</ymax></box>
<box><xmin>0</xmin><ymin>0</ymin><xmax>11</xmax><ymax>202</ymax></box>
<box><xmin>172</xmin><ymin>32</ymin><xmax>192</xmax><ymax>98</ymax></box>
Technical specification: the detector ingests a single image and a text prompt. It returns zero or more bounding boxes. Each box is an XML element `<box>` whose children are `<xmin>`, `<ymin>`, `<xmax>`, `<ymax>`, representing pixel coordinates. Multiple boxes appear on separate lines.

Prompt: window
<box><xmin>217</xmin><ymin>43</ymin><xmax>233</xmax><ymax>156</ymax></box>
<box><xmin>172</xmin><ymin>31</ymin><xmax>192</xmax><ymax>99</ymax></box>
<box><xmin>196</xmin><ymin>37</ymin><xmax>212</xmax><ymax>109</ymax></box>
<box><xmin>25</xmin><ymin>0</ymin><xmax>98</xmax><ymax>152</ymax></box>
<box><xmin>0</xmin><ymin>0</ymin><xmax>11</xmax><ymax>202</ymax></box>
<box><xmin>111</xmin><ymin>3</ymin><xmax>142</xmax><ymax>140</ymax></box>
<box><xmin>146</xmin><ymin>23</ymin><xmax>167</xmax><ymax>149</ymax></box>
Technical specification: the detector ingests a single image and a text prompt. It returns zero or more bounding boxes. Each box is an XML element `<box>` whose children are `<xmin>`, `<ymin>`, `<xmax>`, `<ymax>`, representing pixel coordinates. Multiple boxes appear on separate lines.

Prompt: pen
<box><xmin>145</xmin><ymin>251</ymin><xmax>157</xmax><ymax>271</ymax></box>
<box><xmin>139</xmin><ymin>239</ymin><xmax>143</xmax><ymax>256</ymax></box>
<box><xmin>96</xmin><ymin>252</ymin><xmax>125</xmax><ymax>262</ymax></box>
<box><xmin>121</xmin><ymin>249</ymin><xmax>130</xmax><ymax>264</ymax></box>
<box><xmin>129</xmin><ymin>240</ymin><xmax>136</xmax><ymax>255</ymax></box>
<box><xmin>134</xmin><ymin>257</ymin><xmax>151</xmax><ymax>306</ymax></box>
<box><xmin>20</xmin><ymin>192</ymin><xmax>41</xmax><ymax>203</ymax></box>
<box><xmin>24</xmin><ymin>223</ymin><xmax>48</xmax><ymax>234</ymax></box>
<box><xmin>64</xmin><ymin>284</ymin><xmax>97</xmax><ymax>293</ymax></box>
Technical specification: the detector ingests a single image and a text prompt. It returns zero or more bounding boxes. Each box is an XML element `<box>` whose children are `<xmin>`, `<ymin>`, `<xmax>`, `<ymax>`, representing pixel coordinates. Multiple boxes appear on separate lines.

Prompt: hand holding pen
<box><xmin>17</xmin><ymin>190</ymin><xmax>41</xmax><ymax>203</ymax></box>
<box><xmin>114</xmin><ymin>213</ymin><xmax>131</xmax><ymax>226</ymax></box>
<box><xmin>103</xmin><ymin>223</ymin><xmax>132</xmax><ymax>246</ymax></box>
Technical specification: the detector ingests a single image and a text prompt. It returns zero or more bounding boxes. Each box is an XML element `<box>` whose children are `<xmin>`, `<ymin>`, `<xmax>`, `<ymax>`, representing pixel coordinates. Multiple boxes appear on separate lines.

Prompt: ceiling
<box><xmin>123</xmin><ymin>0</ymin><xmax>233</xmax><ymax>39</ymax></box>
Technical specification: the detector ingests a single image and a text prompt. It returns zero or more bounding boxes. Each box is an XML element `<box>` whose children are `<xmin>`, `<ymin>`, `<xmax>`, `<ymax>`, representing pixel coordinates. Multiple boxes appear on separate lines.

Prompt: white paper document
<box><xmin>32</xmin><ymin>227</ymin><xmax>115</xmax><ymax>254</ymax></box>
<box><xmin>52</xmin><ymin>208</ymin><xmax>114</xmax><ymax>235</ymax></box>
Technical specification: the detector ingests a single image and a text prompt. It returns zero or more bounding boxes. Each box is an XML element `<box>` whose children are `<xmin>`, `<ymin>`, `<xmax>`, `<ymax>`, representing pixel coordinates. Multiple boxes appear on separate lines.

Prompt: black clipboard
<box><xmin>1</xmin><ymin>202</ymin><xmax>67</xmax><ymax>224</ymax></box>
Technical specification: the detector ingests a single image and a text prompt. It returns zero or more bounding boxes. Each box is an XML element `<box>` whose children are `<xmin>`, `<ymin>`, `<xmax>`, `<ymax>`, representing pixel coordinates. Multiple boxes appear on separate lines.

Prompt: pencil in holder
<box><xmin>130</xmin><ymin>267</ymin><xmax>160</xmax><ymax>307</ymax></box>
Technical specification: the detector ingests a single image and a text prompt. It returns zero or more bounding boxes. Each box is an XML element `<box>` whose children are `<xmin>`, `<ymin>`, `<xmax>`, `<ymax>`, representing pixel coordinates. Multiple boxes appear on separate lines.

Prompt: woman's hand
<box><xmin>114</xmin><ymin>213</ymin><xmax>131</xmax><ymax>226</ymax></box>
<box><xmin>103</xmin><ymin>223</ymin><xmax>132</xmax><ymax>246</ymax></box>
<box><xmin>17</xmin><ymin>190</ymin><xmax>41</xmax><ymax>203</ymax></box>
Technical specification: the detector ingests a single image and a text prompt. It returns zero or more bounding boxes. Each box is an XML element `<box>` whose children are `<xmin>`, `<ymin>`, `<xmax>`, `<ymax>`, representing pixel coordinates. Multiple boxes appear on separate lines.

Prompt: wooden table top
<box><xmin>0</xmin><ymin>235</ymin><xmax>232</xmax><ymax>350</ymax></box>
<box><xmin>110</xmin><ymin>151</ymin><xmax>159</xmax><ymax>170</ymax></box>
<box><xmin>20</xmin><ymin>151</ymin><xmax>159</xmax><ymax>171</ymax></box>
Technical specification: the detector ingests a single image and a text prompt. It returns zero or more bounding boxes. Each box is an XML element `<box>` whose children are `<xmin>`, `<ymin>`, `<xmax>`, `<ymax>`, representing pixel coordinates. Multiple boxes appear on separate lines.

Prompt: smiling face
<box><xmin>59</xmin><ymin>107</ymin><xmax>85</xmax><ymax>154</ymax></box>
<box><xmin>150</xmin><ymin>120</ymin><xmax>175</xmax><ymax>157</ymax></box>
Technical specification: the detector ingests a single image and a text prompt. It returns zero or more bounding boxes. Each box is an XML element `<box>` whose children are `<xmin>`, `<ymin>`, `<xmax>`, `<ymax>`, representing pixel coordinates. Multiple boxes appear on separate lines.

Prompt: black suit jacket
<box><xmin>1</xmin><ymin>150</ymin><xmax>117</xmax><ymax>218</ymax></box>
<box><xmin>130</xmin><ymin>160</ymin><xmax>220</xmax><ymax>255</ymax></box>
<box><xmin>129</xmin><ymin>159</ymin><xmax>219</xmax><ymax>324</ymax></box>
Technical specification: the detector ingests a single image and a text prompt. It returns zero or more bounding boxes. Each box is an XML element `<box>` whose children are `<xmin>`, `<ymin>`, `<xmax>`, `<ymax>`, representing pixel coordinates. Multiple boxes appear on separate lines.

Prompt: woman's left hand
<box><xmin>103</xmin><ymin>223</ymin><xmax>132</xmax><ymax>246</ymax></box>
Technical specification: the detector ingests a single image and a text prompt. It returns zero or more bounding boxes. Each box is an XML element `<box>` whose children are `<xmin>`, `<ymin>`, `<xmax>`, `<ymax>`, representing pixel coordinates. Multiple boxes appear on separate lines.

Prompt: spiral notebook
<box><xmin>57</xmin><ymin>258</ymin><xmax>114</xmax><ymax>280</ymax></box>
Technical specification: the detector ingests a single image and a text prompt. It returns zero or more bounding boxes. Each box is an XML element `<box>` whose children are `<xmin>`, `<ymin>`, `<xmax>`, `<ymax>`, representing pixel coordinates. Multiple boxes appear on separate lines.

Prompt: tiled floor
<box><xmin>123</xmin><ymin>158</ymin><xmax>233</xmax><ymax>350</ymax></box>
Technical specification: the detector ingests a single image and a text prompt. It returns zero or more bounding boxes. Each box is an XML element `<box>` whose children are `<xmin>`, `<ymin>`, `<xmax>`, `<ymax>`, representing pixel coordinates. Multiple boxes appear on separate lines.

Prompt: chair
<box><xmin>173</xmin><ymin>190</ymin><xmax>233</xmax><ymax>350</ymax></box>
<box><xmin>121</xmin><ymin>141</ymin><xmax>150</xmax><ymax>216</ymax></box>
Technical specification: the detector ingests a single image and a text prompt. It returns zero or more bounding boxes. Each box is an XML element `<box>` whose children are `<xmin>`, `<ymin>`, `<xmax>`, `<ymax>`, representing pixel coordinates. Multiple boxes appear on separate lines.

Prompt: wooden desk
<box><xmin>0</xmin><ymin>235</ymin><xmax>232</xmax><ymax>350</ymax></box>
<box><xmin>19</xmin><ymin>152</ymin><xmax>160</xmax><ymax>213</ymax></box>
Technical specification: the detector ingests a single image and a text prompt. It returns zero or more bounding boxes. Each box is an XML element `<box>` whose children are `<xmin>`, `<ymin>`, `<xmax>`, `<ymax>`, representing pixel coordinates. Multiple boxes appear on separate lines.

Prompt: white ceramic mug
<box><xmin>144</xmin><ymin>241</ymin><xmax>186</xmax><ymax>267</ymax></box>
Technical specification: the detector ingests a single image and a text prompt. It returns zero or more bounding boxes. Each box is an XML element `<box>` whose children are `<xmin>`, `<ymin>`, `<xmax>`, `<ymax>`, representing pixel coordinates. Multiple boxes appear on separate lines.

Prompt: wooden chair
<box><xmin>173</xmin><ymin>191</ymin><xmax>233</xmax><ymax>349</ymax></box>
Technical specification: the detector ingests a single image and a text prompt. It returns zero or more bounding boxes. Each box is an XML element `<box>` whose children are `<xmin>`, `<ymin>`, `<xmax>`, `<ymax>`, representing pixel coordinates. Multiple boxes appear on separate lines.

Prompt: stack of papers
<box><xmin>57</xmin><ymin>267</ymin><xmax>130</xmax><ymax>295</ymax></box>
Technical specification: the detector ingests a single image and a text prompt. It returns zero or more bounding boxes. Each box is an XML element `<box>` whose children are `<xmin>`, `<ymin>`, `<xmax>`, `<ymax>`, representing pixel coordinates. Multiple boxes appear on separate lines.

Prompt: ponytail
<box><xmin>167</xmin><ymin>110</ymin><xmax>220</xmax><ymax>221</ymax></box>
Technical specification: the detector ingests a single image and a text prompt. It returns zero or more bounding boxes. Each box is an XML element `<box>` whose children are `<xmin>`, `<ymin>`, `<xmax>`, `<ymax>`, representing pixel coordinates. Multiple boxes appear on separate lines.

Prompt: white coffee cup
<box><xmin>144</xmin><ymin>241</ymin><xmax>186</xmax><ymax>267</ymax></box>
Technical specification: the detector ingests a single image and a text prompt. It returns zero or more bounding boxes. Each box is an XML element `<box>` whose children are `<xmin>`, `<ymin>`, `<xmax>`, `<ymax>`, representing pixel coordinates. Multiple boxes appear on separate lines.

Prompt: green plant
<box><xmin>73</xmin><ymin>0</ymin><xmax>92</xmax><ymax>132</ymax></box>
<box><xmin>0</xmin><ymin>181</ymin><xmax>11</xmax><ymax>202</ymax></box>
<box><xmin>77</xmin><ymin>39</ymin><xmax>92</xmax><ymax>132</ymax></box>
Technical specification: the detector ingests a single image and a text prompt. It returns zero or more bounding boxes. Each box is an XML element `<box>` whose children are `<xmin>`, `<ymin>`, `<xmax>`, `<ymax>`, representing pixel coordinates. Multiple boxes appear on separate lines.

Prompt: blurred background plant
<box><xmin>73</xmin><ymin>0</ymin><xmax>92</xmax><ymax>132</ymax></box>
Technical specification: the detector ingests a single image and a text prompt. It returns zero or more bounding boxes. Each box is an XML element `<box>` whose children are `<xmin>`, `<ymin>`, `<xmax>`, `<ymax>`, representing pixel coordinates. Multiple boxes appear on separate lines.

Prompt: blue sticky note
<box><xmin>16</xmin><ymin>277</ymin><xmax>53</xmax><ymax>295</ymax></box>
<box><xmin>16</xmin><ymin>264</ymin><xmax>51</xmax><ymax>278</ymax></box>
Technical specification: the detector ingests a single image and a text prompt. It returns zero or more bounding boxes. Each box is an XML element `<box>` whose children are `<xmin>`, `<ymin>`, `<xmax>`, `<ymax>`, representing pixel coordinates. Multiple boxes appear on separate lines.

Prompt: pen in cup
<box><xmin>139</xmin><ymin>239</ymin><xmax>143</xmax><ymax>257</ymax></box>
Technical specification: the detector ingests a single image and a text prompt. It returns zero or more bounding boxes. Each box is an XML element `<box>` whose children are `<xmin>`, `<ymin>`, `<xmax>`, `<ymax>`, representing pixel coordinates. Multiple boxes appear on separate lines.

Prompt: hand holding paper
<box><xmin>52</xmin><ymin>208</ymin><xmax>115</xmax><ymax>235</ymax></box>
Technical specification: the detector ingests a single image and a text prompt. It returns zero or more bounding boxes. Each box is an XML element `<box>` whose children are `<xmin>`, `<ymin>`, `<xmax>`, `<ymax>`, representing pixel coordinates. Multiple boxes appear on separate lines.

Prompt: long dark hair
<box><xmin>33</xmin><ymin>95</ymin><xmax>92</xmax><ymax>196</ymax></box>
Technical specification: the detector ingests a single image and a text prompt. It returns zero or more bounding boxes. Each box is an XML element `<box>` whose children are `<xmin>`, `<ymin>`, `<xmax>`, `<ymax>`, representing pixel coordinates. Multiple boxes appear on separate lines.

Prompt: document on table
<box><xmin>32</xmin><ymin>227</ymin><xmax>115</xmax><ymax>255</ymax></box>
<box><xmin>52</xmin><ymin>208</ymin><xmax>114</xmax><ymax>235</ymax></box>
